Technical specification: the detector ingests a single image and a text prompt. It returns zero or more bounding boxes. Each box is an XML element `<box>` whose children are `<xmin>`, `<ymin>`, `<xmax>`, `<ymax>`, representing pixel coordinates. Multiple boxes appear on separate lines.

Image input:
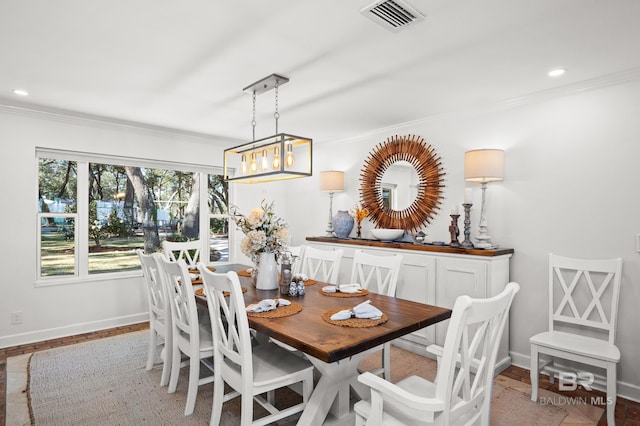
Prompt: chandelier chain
<box><xmin>251</xmin><ymin>90</ymin><xmax>257</xmax><ymax>141</ymax></box>
<box><xmin>274</xmin><ymin>79</ymin><xmax>280</xmax><ymax>134</ymax></box>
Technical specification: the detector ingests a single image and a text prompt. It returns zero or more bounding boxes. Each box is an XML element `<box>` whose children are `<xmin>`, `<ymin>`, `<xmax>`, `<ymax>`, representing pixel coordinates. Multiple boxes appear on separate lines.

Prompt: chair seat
<box><xmin>530</xmin><ymin>331</ymin><xmax>620</xmax><ymax>362</ymax></box>
<box><xmin>225</xmin><ymin>342</ymin><xmax>313</xmax><ymax>387</ymax></box>
<box><xmin>177</xmin><ymin>323</ymin><xmax>214</xmax><ymax>354</ymax></box>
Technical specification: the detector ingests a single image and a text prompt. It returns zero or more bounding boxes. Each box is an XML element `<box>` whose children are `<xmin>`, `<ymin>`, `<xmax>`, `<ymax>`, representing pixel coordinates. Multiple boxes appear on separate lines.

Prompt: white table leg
<box><xmin>297</xmin><ymin>348</ymin><xmax>377</xmax><ymax>426</ymax></box>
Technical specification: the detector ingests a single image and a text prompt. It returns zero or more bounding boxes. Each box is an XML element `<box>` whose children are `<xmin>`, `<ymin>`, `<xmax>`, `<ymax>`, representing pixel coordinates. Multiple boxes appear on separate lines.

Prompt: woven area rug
<box><xmin>27</xmin><ymin>331</ymin><xmax>570</xmax><ymax>425</ymax></box>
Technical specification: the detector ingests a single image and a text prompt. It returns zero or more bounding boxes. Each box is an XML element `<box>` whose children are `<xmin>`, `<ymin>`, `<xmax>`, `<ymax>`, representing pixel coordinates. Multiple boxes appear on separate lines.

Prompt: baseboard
<box><xmin>0</xmin><ymin>313</ymin><xmax>148</xmax><ymax>349</ymax></box>
<box><xmin>510</xmin><ymin>349</ymin><xmax>640</xmax><ymax>403</ymax></box>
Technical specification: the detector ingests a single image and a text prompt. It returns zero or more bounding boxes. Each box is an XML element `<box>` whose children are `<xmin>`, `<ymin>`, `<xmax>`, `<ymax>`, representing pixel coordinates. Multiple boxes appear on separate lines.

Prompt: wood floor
<box><xmin>1</xmin><ymin>322</ymin><xmax>638</xmax><ymax>426</ymax></box>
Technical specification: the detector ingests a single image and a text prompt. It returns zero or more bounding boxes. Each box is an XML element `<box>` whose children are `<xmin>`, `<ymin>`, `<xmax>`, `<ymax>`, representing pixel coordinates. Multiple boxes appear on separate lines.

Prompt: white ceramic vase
<box><xmin>256</xmin><ymin>251</ymin><xmax>278</xmax><ymax>290</ymax></box>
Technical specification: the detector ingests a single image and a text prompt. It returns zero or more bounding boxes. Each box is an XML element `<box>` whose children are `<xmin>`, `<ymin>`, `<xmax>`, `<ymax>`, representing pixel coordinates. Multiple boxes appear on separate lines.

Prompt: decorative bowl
<box><xmin>370</xmin><ymin>228</ymin><xmax>404</xmax><ymax>242</ymax></box>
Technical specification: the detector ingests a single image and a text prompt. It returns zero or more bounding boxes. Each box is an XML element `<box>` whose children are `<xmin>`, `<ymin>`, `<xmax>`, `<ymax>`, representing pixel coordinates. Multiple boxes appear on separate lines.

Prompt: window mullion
<box><xmin>199</xmin><ymin>172</ymin><xmax>209</xmax><ymax>263</ymax></box>
<box><xmin>76</xmin><ymin>160</ymin><xmax>89</xmax><ymax>276</ymax></box>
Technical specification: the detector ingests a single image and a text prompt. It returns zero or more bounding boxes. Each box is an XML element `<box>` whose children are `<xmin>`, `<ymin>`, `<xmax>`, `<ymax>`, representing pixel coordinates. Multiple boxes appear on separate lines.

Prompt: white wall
<box><xmin>284</xmin><ymin>79</ymin><xmax>640</xmax><ymax>400</ymax></box>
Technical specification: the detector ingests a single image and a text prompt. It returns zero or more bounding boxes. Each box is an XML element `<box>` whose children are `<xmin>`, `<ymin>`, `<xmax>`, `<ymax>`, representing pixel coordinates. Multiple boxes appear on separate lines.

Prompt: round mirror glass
<box><xmin>380</xmin><ymin>160</ymin><xmax>420</xmax><ymax>211</ymax></box>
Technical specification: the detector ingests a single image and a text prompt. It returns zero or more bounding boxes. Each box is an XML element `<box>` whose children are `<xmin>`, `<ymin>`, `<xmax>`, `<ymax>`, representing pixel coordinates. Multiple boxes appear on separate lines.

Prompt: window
<box><xmin>37</xmin><ymin>149</ymin><xmax>229</xmax><ymax>284</ymax></box>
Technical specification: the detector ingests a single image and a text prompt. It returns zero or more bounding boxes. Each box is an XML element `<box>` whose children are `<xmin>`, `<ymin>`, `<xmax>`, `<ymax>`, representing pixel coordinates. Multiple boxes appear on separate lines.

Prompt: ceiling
<box><xmin>2</xmin><ymin>0</ymin><xmax>640</xmax><ymax>145</ymax></box>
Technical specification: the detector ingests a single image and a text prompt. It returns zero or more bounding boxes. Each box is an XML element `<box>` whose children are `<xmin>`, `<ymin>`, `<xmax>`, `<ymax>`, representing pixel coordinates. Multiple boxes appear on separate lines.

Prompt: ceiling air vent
<box><xmin>361</xmin><ymin>0</ymin><xmax>425</xmax><ymax>32</ymax></box>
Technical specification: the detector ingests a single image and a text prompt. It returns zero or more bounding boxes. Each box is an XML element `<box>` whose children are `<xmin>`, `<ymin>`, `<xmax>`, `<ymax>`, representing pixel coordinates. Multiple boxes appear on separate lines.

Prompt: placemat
<box><xmin>321</xmin><ymin>308</ymin><xmax>388</xmax><ymax>328</ymax></box>
<box><xmin>246</xmin><ymin>301</ymin><xmax>303</xmax><ymax>318</ymax></box>
<box><xmin>237</xmin><ymin>269</ymin><xmax>253</xmax><ymax>277</ymax></box>
<box><xmin>320</xmin><ymin>288</ymin><xmax>369</xmax><ymax>298</ymax></box>
<box><xmin>194</xmin><ymin>287</ymin><xmax>247</xmax><ymax>298</ymax></box>
<box><xmin>301</xmin><ymin>279</ymin><xmax>317</xmax><ymax>286</ymax></box>
<box><xmin>188</xmin><ymin>267</ymin><xmax>216</xmax><ymax>284</ymax></box>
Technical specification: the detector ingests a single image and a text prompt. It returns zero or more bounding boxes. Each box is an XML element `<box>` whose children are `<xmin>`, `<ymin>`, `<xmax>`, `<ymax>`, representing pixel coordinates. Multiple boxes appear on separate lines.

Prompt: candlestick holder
<box><xmin>461</xmin><ymin>203</ymin><xmax>474</xmax><ymax>248</ymax></box>
<box><xmin>449</xmin><ymin>214</ymin><xmax>461</xmax><ymax>247</ymax></box>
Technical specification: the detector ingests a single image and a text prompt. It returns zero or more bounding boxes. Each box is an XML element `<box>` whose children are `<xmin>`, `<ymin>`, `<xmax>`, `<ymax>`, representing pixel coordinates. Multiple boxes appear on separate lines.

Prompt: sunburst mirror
<box><xmin>360</xmin><ymin>134</ymin><xmax>446</xmax><ymax>232</ymax></box>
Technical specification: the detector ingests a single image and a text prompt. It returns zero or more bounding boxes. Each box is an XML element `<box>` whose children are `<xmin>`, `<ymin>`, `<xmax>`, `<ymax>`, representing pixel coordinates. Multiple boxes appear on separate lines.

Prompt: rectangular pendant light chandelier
<box><xmin>223</xmin><ymin>73</ymin><xmax>312</xmax><ymax>184</ymax></box>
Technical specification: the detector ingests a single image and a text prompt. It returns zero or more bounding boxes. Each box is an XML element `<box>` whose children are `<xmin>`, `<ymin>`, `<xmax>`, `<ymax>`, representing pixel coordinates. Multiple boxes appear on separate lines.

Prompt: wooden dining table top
<box><xmin>195</xmin><ymin>263</ymin><xmax>452</xmax><ymax>364</ymax></box>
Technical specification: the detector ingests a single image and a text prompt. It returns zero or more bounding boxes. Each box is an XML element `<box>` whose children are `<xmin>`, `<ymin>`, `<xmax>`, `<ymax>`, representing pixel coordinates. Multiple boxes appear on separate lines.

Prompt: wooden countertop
<box><xmin>306</xmin><ymin>236</ymin><xmax>514</xmax><ymax>257</ymax></box>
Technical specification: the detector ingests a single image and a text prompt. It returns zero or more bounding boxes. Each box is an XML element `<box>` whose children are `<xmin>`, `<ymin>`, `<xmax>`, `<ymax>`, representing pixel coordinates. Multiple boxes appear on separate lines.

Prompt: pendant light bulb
<box><xmin>285</xmin><ymin>143</ymin><xmax>295</xmax><ymax>167</ymax></box>
<box><xmin>250</xmin><ymin>152</ymin><xmax>258</xmax><ymax>173</ymax></box>
<box><xmin>261</xmin><ymin>149</ymin><xmax>269</xmax><ymax>171</ymax></box>
<box><xmin>241</xmin><ymin>154</ymin><xmax>247</xmax><ymax>174</ymax></box>
<box><xmin>272</xmin><ymin>146</ymin><xmax>281</xmax><ymax>169</ymax></box>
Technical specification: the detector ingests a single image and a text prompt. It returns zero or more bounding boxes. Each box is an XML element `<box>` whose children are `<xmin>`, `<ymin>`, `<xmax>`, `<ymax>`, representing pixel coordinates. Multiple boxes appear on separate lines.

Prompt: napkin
<box><xmin>189</xmin><ymin>273</ymin><xmax>199</xmax><ymax>281</ymax></box>
<box><xmin>330</xmin><ymin>300</ymin><xmax>383</xmax><ymax>320</ymax></box>
<box><xmin>322</xmin><ymin>283</ymin><xmax>363</xmax><ymax>294</ymax></box>
<box><xmin>246</xmin><ymin>298</ymin><xmax>291</xmax><ymax>313</ymax></box>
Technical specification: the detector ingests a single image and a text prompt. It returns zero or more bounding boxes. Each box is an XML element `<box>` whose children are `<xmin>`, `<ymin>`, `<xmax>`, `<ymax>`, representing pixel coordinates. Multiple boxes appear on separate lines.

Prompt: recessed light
<box><xmin>548</xmin><ymin>69</ymin><xmax>566</xmax><ymax>77</ymax></box>
<box><xmin>13</xmin><ymin>89</ymin><xmax>29</xmax><ymax>96</ymax></box>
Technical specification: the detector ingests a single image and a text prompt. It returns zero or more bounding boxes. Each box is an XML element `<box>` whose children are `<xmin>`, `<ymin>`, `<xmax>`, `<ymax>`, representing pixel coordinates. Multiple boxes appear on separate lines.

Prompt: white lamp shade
<box><xmin>464</xmin><ymin>149</ymin><xmax>504</xmax><ymax>183</ymax></box>
<box><xmin>320</xmin><ymin>171</ymin><xmax>344</xmax><ymax>192</ymax></box>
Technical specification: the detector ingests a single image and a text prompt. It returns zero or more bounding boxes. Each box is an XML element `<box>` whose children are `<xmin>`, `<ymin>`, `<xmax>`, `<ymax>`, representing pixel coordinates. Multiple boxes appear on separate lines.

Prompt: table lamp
<box><xmin>320</xmin><ymin>171</ymin><xmax>344</xmax><ymax>237</ymax></box>
<box><xmin>464</xmin><ymin>149</ymin><xmax>504</xmax><ymax>248</ymax></box>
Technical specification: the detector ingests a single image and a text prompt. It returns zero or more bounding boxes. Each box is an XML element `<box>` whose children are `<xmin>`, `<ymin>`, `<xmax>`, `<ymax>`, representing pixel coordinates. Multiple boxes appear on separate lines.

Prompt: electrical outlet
<box><xmin>11</xmin><ymin>310</ymin><xmax>23</xmax><ymax>325</ymax></box>
<box><xmin>637</xmin><ymin>234</ymin><xmax>640</xmax><ymax>252</ymax></box>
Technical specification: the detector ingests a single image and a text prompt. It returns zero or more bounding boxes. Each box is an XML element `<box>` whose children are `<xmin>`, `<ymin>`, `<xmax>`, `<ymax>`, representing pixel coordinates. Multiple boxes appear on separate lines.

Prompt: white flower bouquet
<box><xmin>231</xmin><ymin>199</ymin><xmax>289</xmax><ymax>264</ymax></box>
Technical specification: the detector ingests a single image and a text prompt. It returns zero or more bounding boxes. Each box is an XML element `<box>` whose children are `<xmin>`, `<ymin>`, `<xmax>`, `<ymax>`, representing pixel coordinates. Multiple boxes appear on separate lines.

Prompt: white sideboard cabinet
<box><xmin>305</xmin><ymin>237</ymin><xmax>514</xmax><ymax>372</ymax></box>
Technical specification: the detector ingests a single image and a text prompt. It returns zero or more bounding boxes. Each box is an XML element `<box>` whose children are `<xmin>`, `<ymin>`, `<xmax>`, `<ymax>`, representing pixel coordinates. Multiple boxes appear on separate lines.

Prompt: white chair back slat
<box><xmin>200</xmin><ymin>267</ymin><xmax>248</xmax><ymax>370</ymax></box>
<box><xmin>300</xmin><ymin>246</ymin><xmax>343</xmax><ymax>284</ymax></box>
<box><xmin>159</xmin><ymin>257</ymin><xmax>199</xmax><ymax>339</ymax></box>
<box><xmin>549</xmin><ymin>253</ymin><xmax>623</xmax><ymax>344</ymax></box>
<box><xmin>162</xmin><ymin>239</ymin><xmax>202</xmax><ymax>268</ymax></box>
<box><xmin>350</xmin><ymin>249</ymin><xmax>403</xmax><ymax>296</ymax></box>
<box><xmin>137</xmin><ymin>250</ymin><xmax>170</xmax><ymax>319</ymax></box>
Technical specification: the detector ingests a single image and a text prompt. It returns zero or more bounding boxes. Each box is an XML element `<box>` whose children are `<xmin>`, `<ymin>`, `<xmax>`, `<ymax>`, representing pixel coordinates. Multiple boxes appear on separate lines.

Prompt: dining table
<box><xmin>195</xmin><ymin>263</ymin><xmax>452</xmax><ymax>426</ymax></box>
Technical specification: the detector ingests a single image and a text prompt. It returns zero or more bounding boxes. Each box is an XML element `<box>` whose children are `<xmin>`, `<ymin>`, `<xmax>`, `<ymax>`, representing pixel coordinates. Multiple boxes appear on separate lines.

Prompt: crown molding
<box><xmin>0</xmin><ymin>100</ymin><xmax>244</xmax><ymax>145</ymax></box>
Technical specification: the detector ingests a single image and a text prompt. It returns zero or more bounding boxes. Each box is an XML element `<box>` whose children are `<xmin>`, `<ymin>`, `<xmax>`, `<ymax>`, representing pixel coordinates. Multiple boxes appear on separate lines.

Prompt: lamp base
<box><xmin>474</xmin><ymin>241</ymin><xmax>493</xmax><ymax>249</ymax></box>
<box><xmin>474</xmin><ymin>228</ymin><xmax>493</xmax><ymax>249</ymax></box>
<box><xmin>325</xmin><ymin>227</ymin><xmax>335</xmax><ymax>237</ymax></box>
<box><xmin>326</xmin><ymin>192</ymin><xmax>335</xmax><ymax>237</ymax></box>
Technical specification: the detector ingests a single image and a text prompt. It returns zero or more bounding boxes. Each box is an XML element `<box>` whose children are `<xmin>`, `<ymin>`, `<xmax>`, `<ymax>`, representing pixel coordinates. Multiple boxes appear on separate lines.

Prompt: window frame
<box><xmin>36</xmin><ymin>147</ymin><xmax>230</xmax><ymax>286</ymax></box>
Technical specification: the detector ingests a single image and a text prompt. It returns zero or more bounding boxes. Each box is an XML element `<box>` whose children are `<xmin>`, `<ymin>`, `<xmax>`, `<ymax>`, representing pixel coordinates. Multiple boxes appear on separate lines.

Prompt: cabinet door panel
<box><xmin>435</xmin><ymin>259</ymin><xmax>488</xmax><ymax>346</ymax></box>
<box><xmin>395</xmin><ymin>255</ymin><xmax>436</xmax><ymax>346</ymax></box>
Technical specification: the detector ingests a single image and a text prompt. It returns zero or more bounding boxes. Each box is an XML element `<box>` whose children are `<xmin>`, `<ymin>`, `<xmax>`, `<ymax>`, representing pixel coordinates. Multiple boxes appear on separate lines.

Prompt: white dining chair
<box><xmin>299</xmin><ymin>245</ymin><xmax>343</xmax><ymax>284</ymax></box>
<box><xmin>351</xmin><ymin>249</ymin><xmax>403</xmax><ymax>380</ymax></box>
<box><xmin>197</xmin><ymin>263</ymin><xmax>315</xmax><ymax>426</ymax></box>
<box><xmin>530</xmin><ymin>254</ymin><xmax>623</xmax><ymax>426</ymax></box>
<box><xmin>354</xmin><ymin>282</ymin><xmax>520</xmax><ymax>426</ymax></box>
<box><xmin>162</xmin><ymin>239</ymin><xmax>202</xmax><ymax>269</ymax></box>
<box><xmin>136</xmin><ymin>249</ymin><xmax>173</xmax><ymax>387</ymax></box>
<box><xmin>158</xmin><ymin>256</ymin><xmax>214</xmax><ymax>416</ymax></box>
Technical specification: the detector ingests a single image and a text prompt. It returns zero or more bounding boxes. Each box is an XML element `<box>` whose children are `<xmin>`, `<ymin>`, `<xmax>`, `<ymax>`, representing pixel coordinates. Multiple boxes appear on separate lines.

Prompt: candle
<box><xmin>464</xmin><ymin>188</ymin><xmax>472</xmax><ymax>204</ymax></box>
<box><xmin>451</xmin><ymin>206</ymin><xmax>459</xmax><ymax>215</ymax></box>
